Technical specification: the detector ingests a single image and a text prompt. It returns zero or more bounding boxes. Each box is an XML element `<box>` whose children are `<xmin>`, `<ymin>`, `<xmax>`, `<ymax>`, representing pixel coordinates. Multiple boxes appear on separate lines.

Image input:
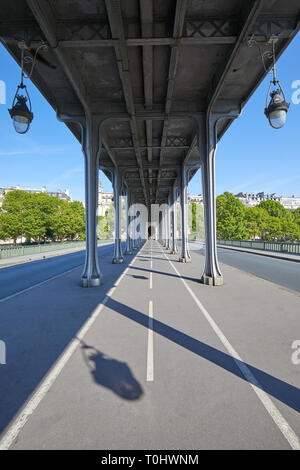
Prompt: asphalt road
<box><xmin>217</xmin><ymin>248</ymin><xmax>300</xmax><ymax>293</ymax></box>
<box><xmin>0</xmin><ymin>243</ymin><xmax>114</xmax><ymax>301</ymax></box>
<box><xmin>0</xmin><ymin>241</ymin><xmax>299</xmax><ymax>449</ymax></box>
<box><xmin>188</xmin><ymin>241</ymin><xmax>300</xmax><ymax>294</ymax></box>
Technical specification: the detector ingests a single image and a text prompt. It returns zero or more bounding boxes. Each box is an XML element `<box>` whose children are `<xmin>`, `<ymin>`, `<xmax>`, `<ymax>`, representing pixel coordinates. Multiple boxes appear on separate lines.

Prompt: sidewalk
<box><xmin>217</xmin><ymin>243</ymin><xmax>300</xmax><ymax>263</ymax></box>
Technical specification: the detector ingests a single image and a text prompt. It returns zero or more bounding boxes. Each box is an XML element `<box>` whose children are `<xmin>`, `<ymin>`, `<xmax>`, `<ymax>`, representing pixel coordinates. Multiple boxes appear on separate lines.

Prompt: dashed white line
<box><xmin>0</xmin><ymin>249</ymin><xmax>140</xmax><ymax>450</ymax></box>
<box><xmin>159</xmin><ymin>242</ymin><xmax>300</xmax><ymax>451</ymax></box>
<box><xmin>147</xmin><ymin>300</ymin><xmax>154</xmax><ymax>382</ymax></box>
<box><xmin>150</xmin><ymin>272</ymin><xmax>153</xmax><ymax>289</ymax></box>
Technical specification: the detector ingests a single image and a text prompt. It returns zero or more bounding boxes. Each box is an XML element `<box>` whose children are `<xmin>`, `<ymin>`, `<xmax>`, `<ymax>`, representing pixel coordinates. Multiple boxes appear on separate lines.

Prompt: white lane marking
<box><xmin>0</xmin><ymin>250</ymin><xmax>139</xmax><ymax>451</ymax></box>
<box><xmin>150</xmin><ymin>272</ymin><xmax>153</xmax><ymax>289</ymax></box>
<box><xmin>158</xmin><ymin>242</ymin><xmax>300</xmax><ymax>451</ymax></box>
<box><xmin>0</xmin><ymin>267</ymin><xmax>78</xmax><ymax>305</ymax></box>
<box><xmin>147</xmin><ymin>300</ymin><xmax>154</xmax><ymax>382</ymax></box>
<box><xmin>0</xmin><ymin>246</ymin><xmax>112</xmax><ymax>305</ymax></box>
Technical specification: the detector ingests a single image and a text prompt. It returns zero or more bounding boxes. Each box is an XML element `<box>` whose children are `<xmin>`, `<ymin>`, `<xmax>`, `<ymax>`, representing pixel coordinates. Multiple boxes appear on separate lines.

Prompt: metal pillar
<box><xmin>158</xmin><ymin>211</ymin><xmax>163</xmax><ymax>244</ymax></box>
<box><xmin>165</xmin><ymin>195</ymin><xmax>171</xmax><ymax>250</ymax></box>
<box><xmin>199</xmin><ymin>110</ymin><xmax>240</xmax><ymax>285</ymax></box>
<box><xmin>161</xmin><ymin>207</ymin><xmax>166</xmax><ymax>247</ymax></box>
<box><xmin>131</xmin><ymin>204</ymin><xmax>137</xmax><ymax>250</ymax></box>
<box><xmin>80</xmin><ymin>118</ymin><xmax>102</xmax><ymax>287</ymax></box>
<box><xmin>179</xmin><ymin>165</ymin><xmax>191</xmax><ymax>263</ymax></box>
<box><xmin>112</xmin><ymin>168</ymin><xmax>124</xmax><ymax>264</ymax></box>
<box><xmin>135</xmin><ymin>209</ymin><xmax>141</xmax><ymax>247</ymax></box>
<box><xmin>170</xmin><ymin>185</ymin><xmax>178</xmax><ymax>254</ymax></box>
<box><xmin>124</xmin><ymin>189</ymin><xmax>132</xmax><ymax>255</ymax></box>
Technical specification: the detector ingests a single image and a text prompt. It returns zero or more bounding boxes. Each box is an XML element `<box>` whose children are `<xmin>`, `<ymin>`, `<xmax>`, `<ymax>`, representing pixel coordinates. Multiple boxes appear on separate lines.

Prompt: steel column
<box><xmin>158</xmin><ymin>211</ymin><xmax>162</xmax><ymax>244</ymax></box>
<box><xmin>199</xmin><ymin>110</ymin><xmax>240</xmax><ymax>285</ymax></box>
<box><xmin>165</xmin><ymin>194</ymin><xmax>171</xmax><ymax>250</ymax></box>
<box><xmin>112</xmin><ymin>168</ymin><xmax>124</xmax><ymax>264</ymax></box>
<box><xmin>179</xmin><ymin>165</ymin><xmax>191</xmax><ymax>263</ymax></box>
<box><xmin>162</xmin><ymin>206</ymin><xmax>167</xmax><ymax>247</ymax></box>
<box><xmin>170</xmin><ymin>185</ymin><xmax>179</xmax><ymax>254</ymax></box>
<box><xmin>131</xmin><ymin>205</ymin><xmax>138</xmax><ymax>250</ymax></box>
<box><xmin>124</xmin><ymin>188</ymin><xmax>132</xmax><ymax>255</ymax></box>
<box><xmin>80</xmin><ymin>118</ymin><xmax>102</xmax><ymax>287</ymax></box>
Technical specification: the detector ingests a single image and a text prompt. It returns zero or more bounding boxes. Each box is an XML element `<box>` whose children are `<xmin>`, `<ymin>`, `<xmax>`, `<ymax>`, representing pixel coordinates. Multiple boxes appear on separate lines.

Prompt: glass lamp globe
<box><xmin>9</xmin><ymin>95</ymin><xmax>33</xmax><ymax>134</ymax></box>
<box><xmin>265</xmin><ymin>90</ymin><xmax>289</xmax><ymax>130</ymax></box>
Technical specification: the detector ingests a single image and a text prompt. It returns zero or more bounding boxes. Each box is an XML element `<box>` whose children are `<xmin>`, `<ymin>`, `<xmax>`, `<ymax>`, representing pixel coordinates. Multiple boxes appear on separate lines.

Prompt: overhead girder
<box><xmin>0</xmin><ymin>0</ymin><xmax>299</xmax><ymax>206</ymax></box>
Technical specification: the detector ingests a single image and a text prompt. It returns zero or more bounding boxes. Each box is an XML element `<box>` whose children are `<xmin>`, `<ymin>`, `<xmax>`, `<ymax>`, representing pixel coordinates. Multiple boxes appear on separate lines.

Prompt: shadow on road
<box><xmin>80</xmin><ymin>341</ymin><xmax>143</xmax><ymax>400</ymax></box>
<box><xmin>128</xmin><ymin>274</ymin><xmax>148</xmax><ymax>280</ymax></box>
<box><xmin>0</xmin><ymin>243</ymin><xmax>141</xmax><ymax>437</ymax></box>
<box><xmin>106</xmin><ymin>297</ymin><xmax>300</xmax><ymax>413</ymax></box>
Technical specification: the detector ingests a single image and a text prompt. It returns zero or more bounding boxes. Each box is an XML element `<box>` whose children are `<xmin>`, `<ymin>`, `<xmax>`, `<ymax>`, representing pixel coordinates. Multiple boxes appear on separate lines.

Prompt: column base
<box><xmin>200</xmin><ymin>274</ymin><xmax>223</xmax><ymax>286</ymax></box>
<box><xmin>124</xmin><ymin>250</ymin><xmax>133</xmax><ymax>255</ymax></box>
<box><xmin>80</xmin><ymin>275</ymin><xmax>102</xmax><ymax>287</ymax></box>
<box><xmin>112</xmin><ymin>257</ymin><xmax>124</xmax><ymax>264</ymax></box>
<box><xmin>179</xmin><ymin>257</ymin><xmax>191</xmax><ymax>263</ymax></box>
<box><xmin>170</xmin><ymin>249</ymin><xmax>178</xmax><ymax>254</ymax></box>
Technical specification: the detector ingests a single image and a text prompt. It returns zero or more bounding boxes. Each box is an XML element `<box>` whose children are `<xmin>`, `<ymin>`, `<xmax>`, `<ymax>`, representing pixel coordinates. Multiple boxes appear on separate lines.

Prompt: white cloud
<box><xmin>0</xmin><ymin>144</ymin><xmax>71</xmax><ymax>156</ymax></box>
<box><xmin>46</xmin><ymin>166</ymin><xmax>83</xmax><ymax>188</ymax></box>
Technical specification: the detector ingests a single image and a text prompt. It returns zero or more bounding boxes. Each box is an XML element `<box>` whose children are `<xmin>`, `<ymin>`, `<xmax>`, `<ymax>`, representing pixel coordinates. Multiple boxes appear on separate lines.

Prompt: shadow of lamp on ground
<box><xmin>80</xmin><ymin>341</ymin><xmax>143</xmax><ymax>401</ymax></box>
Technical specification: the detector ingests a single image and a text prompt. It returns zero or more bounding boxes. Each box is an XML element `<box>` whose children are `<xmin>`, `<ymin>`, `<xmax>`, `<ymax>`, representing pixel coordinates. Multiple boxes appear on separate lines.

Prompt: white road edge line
<box><xmin>150</xmin><ymin>272</ymin><xmax>153</xmax><ymax>289</ymax></box>
<box><xmin>147</xmin><ymin>299</ymin><xmax>154</xmax><ymax>382</ymax></box>
<box><xmin>0</xmin><ymin>245</ymin><xmax>112</xmax><ymax>305</ymax></box>
<box><xmin>159</xmin><ymin>242</ymin><xmax>300</xmax><ymax>451</ymax></box>
<box><xmin>0</xmin><ymin>248</ymin><xmax>140</xmax><ymax>450</ymax></box>
<box><xmin>0</xmin><ymin>266</ymin><xmax>79</xmax><ymax>305</ymax></box>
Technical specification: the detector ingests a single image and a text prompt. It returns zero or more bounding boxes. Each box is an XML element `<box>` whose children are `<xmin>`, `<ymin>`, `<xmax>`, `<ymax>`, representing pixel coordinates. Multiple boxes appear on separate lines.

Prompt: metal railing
<box><xmin>0</xmin><ymin>239</ymin><xmax>113</xmax><ymax>260</ymax></box>
<box><xmin>217</xmin><ymin>239</ymin><xmax>300</xmax><ymax>256</ymax></box>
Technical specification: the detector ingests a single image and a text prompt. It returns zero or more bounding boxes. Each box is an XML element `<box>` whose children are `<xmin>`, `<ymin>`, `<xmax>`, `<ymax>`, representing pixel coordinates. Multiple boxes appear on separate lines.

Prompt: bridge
<box><xmin>0</xmin><ymin>0</ymin><xmax>299</xmax><ymax>451</ymax></box>
<box><xmin>2</xmin><ymin>0</ymin><xmax>299</xmax><ymax>287</ymax></box>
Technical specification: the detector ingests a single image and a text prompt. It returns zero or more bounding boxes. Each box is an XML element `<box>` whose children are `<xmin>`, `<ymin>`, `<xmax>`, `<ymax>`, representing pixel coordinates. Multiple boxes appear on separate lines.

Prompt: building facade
<box><xmin>98</xmin><ymin>181</ymin><xmax>114</xmax><ymax>216</ymax></box>
<box><xmin>235</xmin><ymin>192</ymin><xmax>300</xmax><ymax>210</ymax></box>
<box><xmin>188</xmin><ymin>194</ymin><xmax>203</xmax><ymax>204</ymax></box>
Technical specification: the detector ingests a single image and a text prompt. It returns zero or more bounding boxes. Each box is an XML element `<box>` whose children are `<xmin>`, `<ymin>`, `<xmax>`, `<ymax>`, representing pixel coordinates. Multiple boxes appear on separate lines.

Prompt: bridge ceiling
<box><xmin>1</xmin><ymin>0</ymin><xmax>299</xmax><ymax>206</ymax></box>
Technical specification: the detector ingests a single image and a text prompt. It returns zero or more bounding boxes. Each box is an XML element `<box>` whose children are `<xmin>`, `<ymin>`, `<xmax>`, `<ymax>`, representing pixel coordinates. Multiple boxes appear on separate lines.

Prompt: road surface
<box><xmin>0</xmin><ymin>241</ymin><xmax>299</xmax><ymax>450</ymax></box>
<box><xmin>0</xmin><ymin>243</ymin><xmax>114</xmax><ymax>301</ymax></box>
<box><xmin>189</xmin><ymin>241</ymin><xmax>300</xmax><ymax>294</ymax></box>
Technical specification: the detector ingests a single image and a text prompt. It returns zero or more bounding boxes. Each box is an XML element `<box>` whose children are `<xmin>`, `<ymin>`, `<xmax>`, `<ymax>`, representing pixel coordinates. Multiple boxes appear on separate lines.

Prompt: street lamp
<box><xmin>265</xmin><ymin>84</ymin><xmax>289</xmax><ymax>129</ymax></box>
<box><xmin>8</xmin><ymin>86</ymin><xmax>33</xmax><ymax>134</ymax></box>
<box><xmin>264</xmin><ymin>40</ymin><xmax>289</xmax><ymax>129</ymax></box>
<box><xmin>8</xmin><ymin>42</ymin><xmax>35</xmax><ymax>134</ymax></box>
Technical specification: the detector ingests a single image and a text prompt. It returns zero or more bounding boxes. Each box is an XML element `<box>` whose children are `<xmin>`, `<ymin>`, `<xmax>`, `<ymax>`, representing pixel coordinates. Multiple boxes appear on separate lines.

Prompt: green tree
<box><xmin>258</xmin><ymin>200</ymin><xmax>293</xmax><ymax>221</ymax></box>
<box><xmin>263</xmin><ymin>216</ymin><xmax>284</xmax><ymax>241</ymax></box>
<box><xmin>0</xmin><ymin>212</ymin><xmax>22</xmax><ymax>245</ymax></box>
<box><xmin>188</xmin><ymin>202</ymin><xmax>204</xmax><ymax>239</ymax></box>
<box><xmin>216</xmin><ymin>192</ymin><xmax>248</xmax><ymax>240</ymax></box>
<box><xmin>0</xmin><ymin>190</ymin><xmax>85</xmax><ymax>243</ymax></box>
<box><xmin>280</xmin><ymin>219</ymin><xmax>300</xmax><ymax>241</ymax></box>
<box><xmin>293</xmin><ymin>208</ymin><xmax>300</xmax><ymax>227</ymax></box>
<box><xmin>244</xmin><ymin>206</ymin><xmax>269</xmax><ymax>239</ymax></box>
<box><xmin>50</xmin><ymin>199</ymin><xmax>85</xmax><ymax>241</ymax></box>
<box><xmin>1</xmin><ymin>190</ymin><xmax>29</xmax><ymax>243</ymax></box>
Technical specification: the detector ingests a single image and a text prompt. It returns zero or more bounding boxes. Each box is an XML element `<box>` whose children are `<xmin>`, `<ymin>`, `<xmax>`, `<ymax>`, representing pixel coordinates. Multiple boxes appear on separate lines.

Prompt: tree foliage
<box><xmin>188</xmin><ymin>202</ymin><xmax>204</xmax><ymax>239</ymax></box>
<box><xmin>216</xmin><ymin>192</ymin><xmax>300</xmax><ymax>242</ymax></box>
<box><xmin>216</xmin><ymin>192</ymin><xmax>248</xmax><ymax>240</ymax></box>
<box><xmin>0</xmin><ymin>190</ymin><xmax>85</xmax><ymax>244</ymax></box>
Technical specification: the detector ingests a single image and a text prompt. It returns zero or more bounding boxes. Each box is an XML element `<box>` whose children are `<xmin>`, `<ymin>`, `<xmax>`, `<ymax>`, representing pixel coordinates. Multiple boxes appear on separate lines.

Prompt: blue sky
<box><xmin>0</xmin><ymin>33</ymin><xmax>299</xmax><ymax>202</ymax></box>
